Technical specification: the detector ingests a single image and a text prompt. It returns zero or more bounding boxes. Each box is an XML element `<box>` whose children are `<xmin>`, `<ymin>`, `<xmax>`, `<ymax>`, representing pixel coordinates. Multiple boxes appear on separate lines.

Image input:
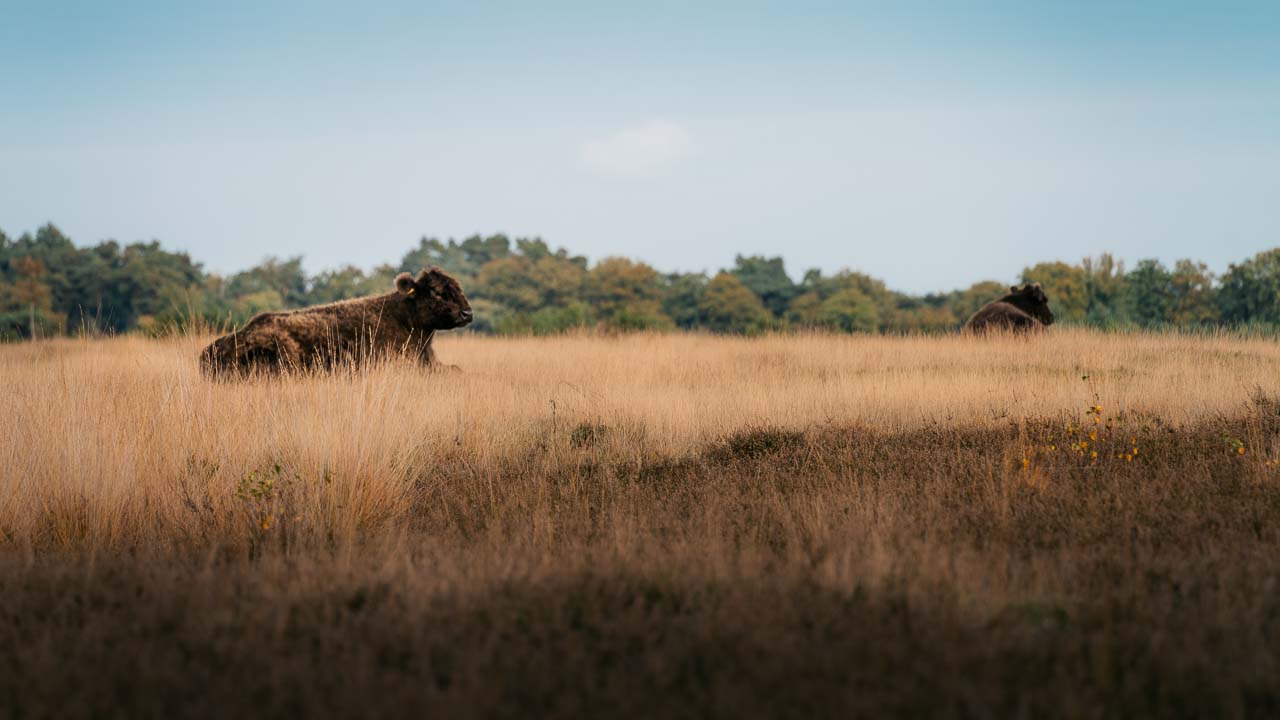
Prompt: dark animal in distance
<box><xmin>200</xmin><ymin>268</ymin><xmax>472</xmax><ymax>378</ymax></box>
<box><xmin>963</xmin><ymin>283</ymin><xmax>1055</xmax><ymax>334</ymax></box>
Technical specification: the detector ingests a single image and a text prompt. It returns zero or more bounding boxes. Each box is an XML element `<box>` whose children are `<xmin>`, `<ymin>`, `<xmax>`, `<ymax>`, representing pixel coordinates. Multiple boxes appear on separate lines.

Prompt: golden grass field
<box><xmin>3</xmin><ymin>330</ymin><xmax>1280</xmax><ymax>717</ymax></box>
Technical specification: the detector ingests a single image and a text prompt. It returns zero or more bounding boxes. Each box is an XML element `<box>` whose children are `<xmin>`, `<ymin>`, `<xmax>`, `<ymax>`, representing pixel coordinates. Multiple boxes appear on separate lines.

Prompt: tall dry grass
<box><xmin>3</xmin><ymin>329</ymin><xmax>1278</xmax><ymax>550</ymax></box>
<box><xmin>3</xmin><ymin>329</ymin><xmax>1280</xmax><ymax>717</ymax></box>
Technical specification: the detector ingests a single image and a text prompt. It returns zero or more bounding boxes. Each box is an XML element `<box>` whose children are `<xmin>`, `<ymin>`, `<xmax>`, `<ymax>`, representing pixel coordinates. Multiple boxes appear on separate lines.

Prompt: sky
<box><xmin>1</xmin><ymin>1</ymin><xmax>1278</xmax><ymax>294</ymax></box>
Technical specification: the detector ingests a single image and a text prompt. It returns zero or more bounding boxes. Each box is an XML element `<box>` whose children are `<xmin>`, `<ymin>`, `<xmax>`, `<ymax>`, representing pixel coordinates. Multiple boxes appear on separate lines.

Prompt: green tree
<box><xmin>399</xmin><ymin>237</ymin><xmax>476</xmax><ymax>280</ymax></box>
<box><xmin>787</xmin><ymin>291</ymin><xmax>822</xmax><ymax>327</ymax></box>
<box><xmin>233</xmin><ymin>290</ymin><xmax>286</xmax><ymax>319</ymax></box>
<box><xmin>527</xmin><ymin>303</ymin><xmax>594</xmax><ymax>334</ymax></box>
<box><xmin>1082</xmin><ymin>254</ymin><xmax>1127</xmax><ymax>326</ymax></box>
<box><xmin>1022</xmin><ymin>261</ymin><xmax>1088</xmax><ymax>324</ymax></box>
<box><xmin>115</xmin><ymin>241</ymin><xmax>206</xmax><ymax>331</ymax></box>
<box><xmin>515</xmin><ymin>237</ymin><xmax>585</xmax><ymax>265</ymax></box>
<box><xmin>789</xmin><ymin>269</ymin><xmax>896</xmax><ymax>332</ymax></box>
<box><xmin>475</xmin><ymin>256</ymin><xmax>543</xmax><ymax>312</ymax></box>
<box><xmin>584</xmin><ymin>257</ymin><xmax>672</xmax><ymax>329</ymax></box>
<box><xmin>697</xmin><ymin>272</ymin><xmax>773</xmax><ymax>334</ymax></box>
<box><xmin>1218</xmin><ymin>248</ymin><xmax>1280</xmax><ymax>325</ymax></box>
<box><xmin>307</xmin><ymin>264</ymin><xmax>396</xmax><ymax>304</ymax></box>
<box><xmin>458</xmin><ymin>234</ymin><xmax>513</xmax><ymax>267</ymax></box>
<box><xmin>1168</xmin><ymin>260</ymin><xmax>1218</xmax><ymax>326</ymax></box>
<box><xmin>0</xmin><ymin>255</ymin><xmax>63</xmax><ymax>338</ymax></box>
<box><xmin>888</xmin><ymin>297</ymin><xmax>958</xmax><ymax>333</ymax></box>
<box><xmin>817</xmin><ymin>287</ymin><xmax>880</xmax><ymax>333</ymax></box>
<box><xmin>607</xmin><ymin>302</ymin><xmax>675</xmax><ymax>331</ymax></box>
<box><xmin>528</xmin><ymin>256</ymin><xmax>587</xmax><ymax>308</ymax></box>
<box><xmin>399</xmin><ymin>233</ymin><xmax>516</xmax><ymax>280</ymax></box>
<box><xmin>466</xmin><ymin>298</ymin><xmax>509</xmax><ymax>334</ymax></box>
<box><xmin>474</xmin><ymin>254</ymin><xmax>586</xmax><ymax>314</ymax></box>
<box><xmin>227</xmin><ymin>256</ymin><xmax>308</xmax><ymax>308</ymax></box>
<box><xmin>3</xmin><ymin>224</ymin><xmax>80</xmax><ymax>323</ymax></box>
<box><xmin>661</xmin><ymin>272</ymin><xmax>709</xmax><ymax>329</ymax></box>
<box><xmin>729</xmin><ymin>255</ymin><xmax>798</xmax><ymax>318</ymax></box>
<box><xmin>1123</xmin><ymin>259</ymin><xmax>1172</xmax><ymax>327</ymax></box>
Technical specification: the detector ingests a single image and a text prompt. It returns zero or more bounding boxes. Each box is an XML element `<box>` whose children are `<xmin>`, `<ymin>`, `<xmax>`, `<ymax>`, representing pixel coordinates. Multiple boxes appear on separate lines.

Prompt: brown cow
<box><xmin>200</xmin><ymin>268</ymin><xmax>472</xmax><ymax>378</ymax></box>
<box><xmin>963</xmin><ymin>283</ymin><xmax>1054</xmax><ymax>334</ymax></box>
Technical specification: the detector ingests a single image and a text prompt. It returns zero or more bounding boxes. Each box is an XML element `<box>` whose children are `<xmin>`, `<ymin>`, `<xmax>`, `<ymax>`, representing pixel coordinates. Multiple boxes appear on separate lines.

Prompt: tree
<box><xmin>584</xmin><ymin>257</ymin><xmax>672</xmax><ymax>329</ymax></box>
<box><xmin>1218</xmin><ymin>249</ymin><xmax>1280</xmax><ymax>325</ymax></box>
<box><xmin>789</xmin><ymin>269</ymin><xmax>896</xmax><ymax>332</ymax></box>
<box><xmin>227</xmin><ymin>257</ymin><xmax>308</xmax><ymax>308</ymax></box>
<box><xmin>697</xmin><ymin>272</ymin><xmax>773</xmax><ymax>334</ymax></box>
<box><xmin>661</xmin><ymin>272</ymin><xmax>709</xmax><ymax>329</ymax></box>
<box><xmin>474</xmin><ymin>254</ymin><xmax>586</xmax><ymax>314</ymax></box>
<box><xmin>307</xmin><ymin>265</ymin><xmax>396</xmax><ymax>305</ymax></box>
<box><xmin>817</xmin><ymin>287</ymin><xmax>880</xmax><ymax>333</ymax></box>
<box><xmin>529</xmin><ymin>256</ymin><xmax>587</xmax><ymax>308</ymax></box>
<box><xmin>1082</xmin><ymin>254</ymin><xmax>1127</xmax><ymax>326</ymax></box>
<box><xmin>458</xmin><ymin>234</ymin><xmax>513</xmax><ymax>267</ymax></box>
<box><xmin>787</xmin><ymin>291</ymin><xmax>823</xmax><ymax>327</ymax></box>
<box><xmin>0</xmin><ymin>256</ymin><xmax>62</xmax><ymax>338</ymax></box>
<box><xmin>399</xmin><ymin>237</ymin><xmax>476</xmax><ymax>280</ymax></box>
<box><xmin>729</xmin><ymin>255</ymin><xmax>798</xmax><ymax>318</ymax></box>
<box><xmin>117</xmin><ymin>241</ymin><xmax>205</xmax><ymax>328</ymax></box>
<box><xmin>1022</xmin><ymin>261</ymin><xmax>1088</xmax><ymax>324</ymax></box>
<box><xmin>232</xmin><ymin>290</ymin><xmax>286</xmax><ymax>320</ymax></box>
<box><xmin>475</xmin><ymin>256</ymin><xmax>543</xmax><ymax>312</ymax></box>
<box><xmin>526</xmin><ymin>303</ymin><xmax>594</xmax><ymax>334</ymax></box>
<box><xmin>3</xmin><ymin>224</ymin><xmax>80</xmax><ymax>321</ymax></box>
<box><xmin>888</xmin><ymin>298</ymin><xmax>958</xmax><ymax>333</ymax></box>
<box><xmin>1168</xmin><ymin>260</ymin><xmax>1218</xmax><ymax>326</ymax></box>
<box><xmin>1123</xmin><ymin>259</ymin><xmax>1172</xmax><ymax>327</ymax></box>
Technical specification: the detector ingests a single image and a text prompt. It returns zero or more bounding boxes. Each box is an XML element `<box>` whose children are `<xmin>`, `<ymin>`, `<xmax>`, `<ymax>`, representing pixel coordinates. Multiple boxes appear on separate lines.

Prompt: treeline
<box><xmin>2</xmin><ymin>223</ymin><xmax>1278</xmax><ymax>339</ymax></box>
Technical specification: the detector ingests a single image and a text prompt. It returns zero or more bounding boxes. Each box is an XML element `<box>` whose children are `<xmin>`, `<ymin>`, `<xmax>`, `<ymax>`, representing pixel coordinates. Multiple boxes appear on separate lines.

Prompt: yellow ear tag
<box><xmin>406</xmin><ymin>288</ymin><xmax>416</xmax><ymax>296</ymax></box>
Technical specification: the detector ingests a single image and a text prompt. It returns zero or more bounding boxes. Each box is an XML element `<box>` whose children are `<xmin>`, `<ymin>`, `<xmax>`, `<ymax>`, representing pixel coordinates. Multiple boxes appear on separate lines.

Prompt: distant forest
<box><xmin>2</xmin><ymin>223</ymin><xmax>1278</xmax><ymax>339</ymax></box>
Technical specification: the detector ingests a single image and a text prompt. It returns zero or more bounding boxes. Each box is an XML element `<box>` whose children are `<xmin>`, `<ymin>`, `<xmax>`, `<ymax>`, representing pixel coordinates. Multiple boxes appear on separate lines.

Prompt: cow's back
<box><xmin>963</xmin><ymin>301</ymin><xmax>1042</xmax><ymax>334</ymax></box>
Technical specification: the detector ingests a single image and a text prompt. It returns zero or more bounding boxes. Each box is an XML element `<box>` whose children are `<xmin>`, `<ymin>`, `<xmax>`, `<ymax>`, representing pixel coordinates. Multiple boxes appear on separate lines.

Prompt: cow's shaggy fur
<box><xmin>200</xmin><ymin>268</ymin><xmax>472</xmax><ymax>378</ymax></box>
<box><xmin>963</xmin><ymin>283</ymin><xmax>1055</xmax><ymax>334</ymax></box>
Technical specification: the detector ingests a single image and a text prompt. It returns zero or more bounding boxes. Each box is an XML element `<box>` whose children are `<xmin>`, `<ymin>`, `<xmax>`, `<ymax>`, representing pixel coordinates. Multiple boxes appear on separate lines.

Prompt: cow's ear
<box><xmin>1010</xmin><ymin>285</ymin><xmax>1019</xmax><ymax>294</ymax></box>
<box><xmin>395</xmin><ymin>272</ymin><xmax>416</xmax><ymax>295</ymax></box>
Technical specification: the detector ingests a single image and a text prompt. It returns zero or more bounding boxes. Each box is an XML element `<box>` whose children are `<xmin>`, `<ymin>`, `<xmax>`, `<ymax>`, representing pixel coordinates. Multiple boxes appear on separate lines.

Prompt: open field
<box><xmin>4</xmin><ymin>330</ymin><xmax>1280</xmax><ymax>717</ymax></box>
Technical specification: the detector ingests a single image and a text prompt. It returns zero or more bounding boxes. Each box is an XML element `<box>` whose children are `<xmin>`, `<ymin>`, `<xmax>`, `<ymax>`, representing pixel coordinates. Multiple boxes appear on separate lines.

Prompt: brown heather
<box><xmin>3</xmin><ymin>330</ymin><xmax>1280</xmax><ymax>718</ymax></box>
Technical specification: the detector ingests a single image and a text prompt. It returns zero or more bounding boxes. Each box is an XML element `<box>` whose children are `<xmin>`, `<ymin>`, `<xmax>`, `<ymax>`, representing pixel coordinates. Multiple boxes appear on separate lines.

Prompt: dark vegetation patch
<box><xmin>706</xmin><ymin>426</ymin><xmax>807</xmax><ymax>463</ymax></box>
<box><xmin>6</xmin><ymin>409</ymin><xmax>1280</xmax><ymax>718</ymax></box>
<box><xmin>4</xmin><ymin>558</ymin><xmax>1279</xmax><ymax>719</ymax></box>
<box><xmin>569</xmin><ymin>422</ymin><xmax>610</xmax><ymax>449</ymax></box>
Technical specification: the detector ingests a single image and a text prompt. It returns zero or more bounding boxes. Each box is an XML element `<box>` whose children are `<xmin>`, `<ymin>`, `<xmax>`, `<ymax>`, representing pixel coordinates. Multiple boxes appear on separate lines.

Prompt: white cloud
<box><xmin>580</xmin><ymin>120</ymin><xmax>693</xmax><ymax>178</ymax></box>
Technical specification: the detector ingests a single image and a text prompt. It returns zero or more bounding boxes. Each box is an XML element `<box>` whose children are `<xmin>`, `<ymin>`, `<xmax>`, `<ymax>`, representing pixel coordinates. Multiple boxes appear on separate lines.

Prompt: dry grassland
<box><xmin>3</xmin><ymin>330</ymin><xmax>1280</xmax><ymax>718</ymax></box>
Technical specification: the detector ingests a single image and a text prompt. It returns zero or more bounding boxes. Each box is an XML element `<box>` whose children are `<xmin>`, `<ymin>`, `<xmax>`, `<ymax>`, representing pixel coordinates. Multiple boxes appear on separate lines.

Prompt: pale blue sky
<box><xmin>2</xmin><ymin>1</ymin><xmax>1277</xmax><ymax>292</ymax></box>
